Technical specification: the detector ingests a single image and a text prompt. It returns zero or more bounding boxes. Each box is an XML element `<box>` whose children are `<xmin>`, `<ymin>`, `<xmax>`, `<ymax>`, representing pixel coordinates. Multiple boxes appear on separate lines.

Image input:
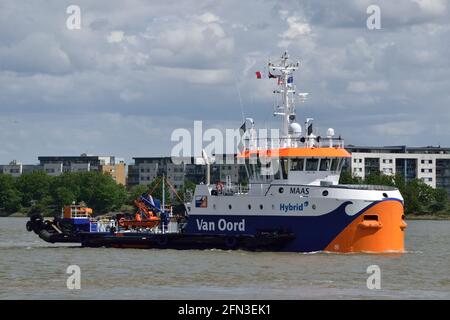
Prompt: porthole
<box><xmin>272</xmin><ymin>204</ymin><xmax>275</xmax><ymax>210</ymax></box>
<box><xmin>228</xmin><ymin>204</ymin><xmax>232</xmax><ymax>210</ymax></box>
<box><xmin>382</xmin><ymin>193</ymin><xmax>388</xmax><ymax>198</ymax></box>
<box><xmin>322</xmin><ymin>190</ymin><xmax>329</xmax><ymax>197</ymax></box>
<box><xmin>279</xmin><ymin>187</ymin><xmax>284</xmax><ymax>193</ymax></box>
<box><xmin>213</xmin><ymin>204</ymin><xmax>216</xmax><ymax>209</ymax></box>
<box><xmin>260</xmin><ymin>204</ymin><xmax>264</xmax><ymax>210</ymax></box>
<box><xmin>312</xmin><ymin>204</ymin><xmax>316</xmax><ymax>210</ymax></box>
<box><xmin>248</xmin><ymin>204</ymin><xmax>252</xmax><ymax>210</ymax></box>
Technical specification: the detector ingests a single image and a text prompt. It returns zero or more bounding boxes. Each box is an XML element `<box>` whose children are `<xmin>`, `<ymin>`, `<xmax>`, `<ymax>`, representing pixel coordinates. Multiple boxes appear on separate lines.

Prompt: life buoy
<box><xmin>216</xmin><ymin>182</ymin><xmax>224</xmax><ymax>193</ymax></box>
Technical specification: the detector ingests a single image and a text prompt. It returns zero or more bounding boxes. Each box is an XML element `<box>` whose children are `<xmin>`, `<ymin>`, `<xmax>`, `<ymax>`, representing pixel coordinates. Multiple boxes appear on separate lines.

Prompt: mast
<box><xmin>162</xmin><ymin>174</ymin><xmax>165</xmax><ymax>213</ymax></box>
<box><xmin>270</xmin><ymin>51</ymin><xmax>303</xmax><ymax>148</ymax></box>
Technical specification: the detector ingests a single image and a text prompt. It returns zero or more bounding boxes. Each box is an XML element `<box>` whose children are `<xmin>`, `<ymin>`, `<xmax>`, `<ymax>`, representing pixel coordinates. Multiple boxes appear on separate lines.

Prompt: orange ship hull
<box><xmin>325</xmin><ymin>200</ymin><xmax>407</xmax><ymax>253</ymax></box>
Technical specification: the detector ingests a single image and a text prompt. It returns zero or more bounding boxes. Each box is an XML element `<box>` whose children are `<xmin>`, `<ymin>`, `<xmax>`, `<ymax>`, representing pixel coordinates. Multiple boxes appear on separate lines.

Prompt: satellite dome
<box><xmin>327</xmin><ymin>128</ymin><xmax>335</xmax><ymax>137</ymax></box>
<box><xmin>289</xmin><ymin>122</ymin><xmax>302</xmax><ymax>137</ymax></box>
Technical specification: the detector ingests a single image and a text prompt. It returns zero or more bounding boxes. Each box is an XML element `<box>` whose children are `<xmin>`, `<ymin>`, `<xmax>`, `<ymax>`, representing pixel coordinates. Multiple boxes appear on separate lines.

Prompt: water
<box><xmin>0</xmin><ymin>218</ymin><xmax>449</xmax><ymax>299</ymax></box>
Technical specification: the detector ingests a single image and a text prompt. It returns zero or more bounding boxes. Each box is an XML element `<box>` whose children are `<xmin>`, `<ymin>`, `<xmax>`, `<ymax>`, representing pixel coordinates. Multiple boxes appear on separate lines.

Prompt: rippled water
<box><xmin>0</xmin><ymin>217</ymin><xmax>449</xmax><ymax>299</ymax></box>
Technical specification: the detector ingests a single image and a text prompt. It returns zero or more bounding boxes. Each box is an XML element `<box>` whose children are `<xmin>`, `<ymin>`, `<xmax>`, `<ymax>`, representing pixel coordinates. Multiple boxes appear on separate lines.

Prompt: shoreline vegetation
<box><xmin>1</xmin><ymin>170</ymin><xmax>449</xmax><ymax>220</ymax></box>
<box><xmin>0</xmin><ymin>171</ymin><xmax>192</xmax><ymax>218</ymax></box>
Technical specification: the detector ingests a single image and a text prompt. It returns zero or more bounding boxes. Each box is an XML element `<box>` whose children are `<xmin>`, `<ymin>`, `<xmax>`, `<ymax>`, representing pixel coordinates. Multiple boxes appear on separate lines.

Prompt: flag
<box><xmin>255</xmin><ymin>71</ymin><xmax>262</xmax><ymax>79</ymax></box>
<box><xmin>239</xmin><ymin>121</ymin><xmax>247</xmax><ymax>135</ymax></box>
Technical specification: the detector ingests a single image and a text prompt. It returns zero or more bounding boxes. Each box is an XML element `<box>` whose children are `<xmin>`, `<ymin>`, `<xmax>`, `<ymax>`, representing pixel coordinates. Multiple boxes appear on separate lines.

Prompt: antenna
<box><xmin>202</xmin><ymin>149</ymin><xmax>210</xmax><ymax>185</ymax></box>
<box><xmin>269</xmin><ymin>51</ymin><xmax>303</xmax><ymax>147</ymax></box>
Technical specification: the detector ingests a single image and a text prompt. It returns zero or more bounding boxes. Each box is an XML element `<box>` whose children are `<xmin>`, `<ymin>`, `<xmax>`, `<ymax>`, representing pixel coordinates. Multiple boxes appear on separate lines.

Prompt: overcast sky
<box><xmin>1</xmin><ymin>0</ymin><xmax>449</xmax><ymax>164</ymax></box>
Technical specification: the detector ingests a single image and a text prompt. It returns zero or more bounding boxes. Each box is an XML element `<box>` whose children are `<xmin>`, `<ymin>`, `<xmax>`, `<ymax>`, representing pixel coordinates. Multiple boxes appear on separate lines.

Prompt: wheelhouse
<box><xmin>238</xmin><ymin>147</ymin><xmax>351</xmax><ymax>186</ymax></box>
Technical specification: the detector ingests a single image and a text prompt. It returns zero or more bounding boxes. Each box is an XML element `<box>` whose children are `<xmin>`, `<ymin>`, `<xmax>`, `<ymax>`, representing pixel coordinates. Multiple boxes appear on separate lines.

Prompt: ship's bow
<box><xmin>325</xmin><ymin>199</ymin><xmax>407</xmax><ymax>253</ymax></box>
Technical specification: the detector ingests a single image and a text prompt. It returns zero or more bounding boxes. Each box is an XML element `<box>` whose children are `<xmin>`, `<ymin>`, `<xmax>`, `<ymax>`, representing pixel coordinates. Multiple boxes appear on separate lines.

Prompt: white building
<box><xmin>346</xmin><ymin>146</ymin><xmax>450</xmax><ymax>192</ymax></box>
<box><xmin>0</xmin><ymin>160</ymin><xmax>39</xmax><ymax>177</ymax></box>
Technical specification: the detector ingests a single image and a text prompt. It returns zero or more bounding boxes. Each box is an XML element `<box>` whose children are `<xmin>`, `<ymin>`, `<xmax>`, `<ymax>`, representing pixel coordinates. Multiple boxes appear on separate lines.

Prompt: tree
<box><xmin>145</xmin><ymin>176</ymin><xmax>171</xmax><ymax>205</ymax></box>
<box><xmin>53</xmin><ymin>187</ymin><xmax>76</xmax><ymax>209</ymax></box>
<box><xmin>428</xmin><ymin>188</ymin><xmax>448</xmax><ymax>214</ymax></box>
<box><xmin>128</xmin><ymin>184</ymin><xmax>151</xmax><ymax>202</ymax></box>
<box><xmin>339</xmin><ymin>171</ymin><xmax>363</xmax><ymax>184</ymax></box>
<box><xmin>81</xmin><ymin>172</ymin><xmax>127</xmax><ymax>214</ymax></box>
<box><xmin>0</xmin><ymin>174</ymin><xmax>22</xmax><ymax>213</ymax></box>
<box><xmin>16</xmin><ymin>171</ymin><xmax>51</xmax><ymax>207</ymax></box>
<box><xmin>365</xmin><ymin>171</ymin><xmax>395</xmax><ymax>187</ymax></box>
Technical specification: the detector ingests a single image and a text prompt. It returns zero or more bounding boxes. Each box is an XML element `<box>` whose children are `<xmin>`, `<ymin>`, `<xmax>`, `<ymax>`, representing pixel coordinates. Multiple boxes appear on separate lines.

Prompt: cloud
<box><xmin>0</xmin><ymin>0</ymin><xmax>450</xmax><ymax>163</ymax></box>
<box><xmin>347</xmin><ymin>80</ymin><xmax>388</xmax><ymax>93</ymax></box>
<box><xmin>107</xmin><ymin>30</ymin><xmax>125</xmax><ymax>43</ymax></box>
<box><xmin>278</xmin><ymin>14</ymin><xmax>312</xmax><ymax>48</ymax></box>
<box><xmin>0</xmin><ymin>33</ymin><xmax>72</xmax><ymax>74</ymax></box>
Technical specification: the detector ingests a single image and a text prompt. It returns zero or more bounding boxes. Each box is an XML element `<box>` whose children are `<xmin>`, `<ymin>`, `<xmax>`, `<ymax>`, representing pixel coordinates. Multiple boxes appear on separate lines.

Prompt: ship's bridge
<box><xmin>238</xmin><ymin>147</ymin><xmax>351</xmax><ymax>186</ymax></box>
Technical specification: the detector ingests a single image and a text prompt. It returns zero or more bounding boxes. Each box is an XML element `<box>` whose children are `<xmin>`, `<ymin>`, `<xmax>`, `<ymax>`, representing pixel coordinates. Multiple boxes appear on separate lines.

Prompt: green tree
<box><xmin>428</xmin><ymin>188</ymin><xmax>448</xmax><ymax>214</ymax></box>
<box><xmin>128</xmin><ymin>184</ymin><xmax>151</xmax><ymax>202</ymax></box>
<box><xmin>79</xmin><ymin>172</ymin><xmax>127</xmax><ymax>214</ymax></box>
<box><xmin>339</xmin><ymin>171</ymin><xmax>363</xmax><ymax>184</ymax></box>
<box><xmin>365</xmin><ymin>171</ymin><xmax>395</xmax><ymax>187</ymax></box>
<box><xmin>145</xmin><ymin>176</ymin><xmax>171</xmax><ymax>205</ymax></box>
<box><xmin>16</xmin><ymin>171</ymin><xmax>51</xmax><ymax>207</ymax></box>
<box><xmin>0</xmin><ymin>174</ymin><xmax>22</xmax><ymax>213</ymax></box>
<box><xmin>173</xmin><ymin>180</ymin><xmax>197</xmax><ymax>204</ymax></box>
<box><xmin>53</xmin><ymin>187</ymin><xmax>76</xmax><ymax>209</ymax></box>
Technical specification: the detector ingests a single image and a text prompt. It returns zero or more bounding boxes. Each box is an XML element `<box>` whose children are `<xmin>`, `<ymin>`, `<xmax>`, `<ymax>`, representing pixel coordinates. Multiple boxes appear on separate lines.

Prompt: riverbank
<box><xmin>406</xmin><ymin>214</ymin><xmax>450</xmax><ymax>220</ymax></box>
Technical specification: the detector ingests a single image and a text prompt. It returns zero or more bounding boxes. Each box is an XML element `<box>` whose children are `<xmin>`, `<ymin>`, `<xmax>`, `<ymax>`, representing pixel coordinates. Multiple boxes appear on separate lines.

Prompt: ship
<box><xmin>26</xmin><ymin>52</ymin><xmax>407</xmax><ymax>253</ymax></box>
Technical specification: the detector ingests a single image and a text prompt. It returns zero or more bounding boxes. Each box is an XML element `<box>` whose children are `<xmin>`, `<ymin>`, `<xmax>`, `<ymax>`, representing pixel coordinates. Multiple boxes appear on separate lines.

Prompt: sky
<box><xmin>0</xmin><ymin>0</ymin><xmax>449</xmax><ymax>165</ymax></box>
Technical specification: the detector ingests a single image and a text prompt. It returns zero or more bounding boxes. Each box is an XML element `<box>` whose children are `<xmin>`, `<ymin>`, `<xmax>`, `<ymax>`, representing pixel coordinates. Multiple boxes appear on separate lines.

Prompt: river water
<box><xmin>0</xmin><ymin>217</ymin><xmax>449</xmax><ymax>299</ymax></box>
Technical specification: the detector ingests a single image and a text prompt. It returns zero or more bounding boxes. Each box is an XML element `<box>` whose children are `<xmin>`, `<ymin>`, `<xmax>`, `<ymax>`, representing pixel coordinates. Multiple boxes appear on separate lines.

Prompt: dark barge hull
<box><xmin>79</xmin><ymin>232</ymin><xmax>295</xmax><ymax>251</ymax></box>
<box><xmin>26</xmin><ymin>214</ymin><xmax>294</xmax><ymax>251</ymax></box>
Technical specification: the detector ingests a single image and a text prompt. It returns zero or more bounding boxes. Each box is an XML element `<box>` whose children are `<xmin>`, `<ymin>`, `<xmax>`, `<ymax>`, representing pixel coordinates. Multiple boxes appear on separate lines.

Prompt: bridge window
<box><xmin>330</xmin><ymin>158</ymin><xmax>339</xmax><ymax>171</ymax></box>
<box><xmin>290</xmin><ymin>158</ymin><xmax>304</xmax><ymax>171</ymax></box>
<box><xmin>305</xmin><ymin>158</ymin><xmax>319</xmax><ymax>171</ymax></box>
<box><xmin>338</xmin><ymin>158</ymin><xmax>345</xmax><ymax>171</ymax></box>
<box><xmin>280</xmin><ymin>159</ymin><xmax>288</xmax><ymax>179</ymax></box>
<box><xmin>319</xmin><ymin>158</ymin><xmax>331</xmax><ymax>171</ymax></box>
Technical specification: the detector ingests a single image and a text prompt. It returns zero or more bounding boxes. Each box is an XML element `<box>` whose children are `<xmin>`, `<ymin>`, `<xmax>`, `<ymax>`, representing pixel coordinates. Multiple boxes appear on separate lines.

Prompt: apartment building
<box><xmin>346</xmin><ymin>145</ymin><xmax>450</xmax><ymax>193</ymax></box>
<box><xmin>37</xmin><ymin>154</ymin><xmax>126</xmax><ymax>185</ymax></box>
